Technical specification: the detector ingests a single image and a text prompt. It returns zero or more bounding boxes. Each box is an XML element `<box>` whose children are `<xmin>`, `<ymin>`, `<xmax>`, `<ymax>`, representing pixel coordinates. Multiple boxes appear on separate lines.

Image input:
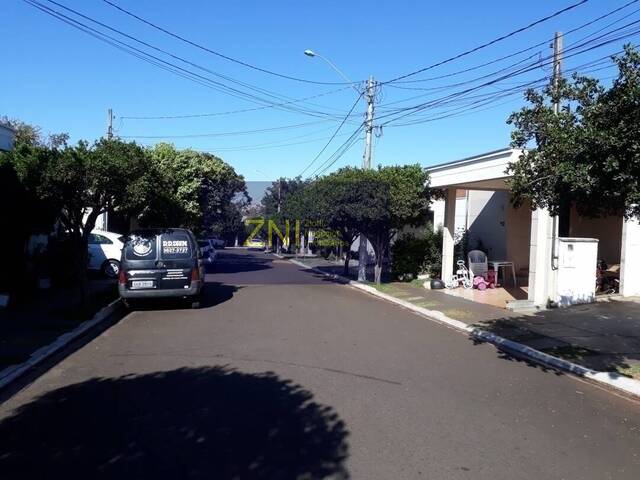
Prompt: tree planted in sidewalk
<box><xmin>507</xmin><ymin>45</ymin><xmax>640</xmax><ymax>220</ymax></box>
<box><xmin>304</xmin><ymin>165</ymin><xmax>432</xmax><ymax>283</ymax></box>
<box><xmin>358</xmin><ymin>165</ymin><xmax>432</xmax><ymax>284</ymax></box>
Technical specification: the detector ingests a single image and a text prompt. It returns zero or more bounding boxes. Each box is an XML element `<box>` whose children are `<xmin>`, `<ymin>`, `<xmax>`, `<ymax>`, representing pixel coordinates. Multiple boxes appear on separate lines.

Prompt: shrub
<box><xmin>391</xmin><ymin>224</ymin><xmax>443</xmax><ymax>280</ymax></box>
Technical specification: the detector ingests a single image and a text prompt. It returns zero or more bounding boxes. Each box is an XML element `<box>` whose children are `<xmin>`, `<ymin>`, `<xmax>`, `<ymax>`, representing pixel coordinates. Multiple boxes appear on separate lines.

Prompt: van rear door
<box><xmin>158</xmin><ymin>231</ymin><xmax>195</xmax><ymax>290</ymax></box>
<box><xmin>123</xmin><ymin>232</ymin><xmax>161</xmax><ymax>290</ymax></box>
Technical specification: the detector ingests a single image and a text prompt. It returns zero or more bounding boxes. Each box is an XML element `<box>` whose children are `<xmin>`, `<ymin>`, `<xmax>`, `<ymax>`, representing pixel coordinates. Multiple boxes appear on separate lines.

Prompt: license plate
<box><xmin>131</xmin><ymin>280</ymin><xmax>155</xmax><ymax>289</ymax></box>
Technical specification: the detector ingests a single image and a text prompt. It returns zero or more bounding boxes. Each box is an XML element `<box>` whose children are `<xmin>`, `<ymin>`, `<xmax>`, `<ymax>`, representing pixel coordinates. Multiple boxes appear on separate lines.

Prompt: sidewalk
<box><xmin>0</xmin><ymin>279</ymin><xmax>118</xmax><ymax>371</ymax></box>
<box><xmin>292</xmin><ymin>256</ymin><xmax>640</xmax><ymax>381</ymax></box>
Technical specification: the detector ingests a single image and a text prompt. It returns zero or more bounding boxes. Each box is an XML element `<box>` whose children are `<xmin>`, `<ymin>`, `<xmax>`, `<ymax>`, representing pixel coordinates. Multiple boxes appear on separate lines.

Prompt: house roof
<box><xmin>426</xmin><ymin>148</ymin><xmax>523</xmax><ymax>190</ymax></box>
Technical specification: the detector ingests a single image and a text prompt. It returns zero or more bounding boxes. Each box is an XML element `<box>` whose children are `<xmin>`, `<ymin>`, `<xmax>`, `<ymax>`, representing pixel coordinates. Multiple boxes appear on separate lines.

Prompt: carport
<box><xmin>427</xmin><ymin>148</ymin><xmax>640</xmax><ymax>309</ymax></box>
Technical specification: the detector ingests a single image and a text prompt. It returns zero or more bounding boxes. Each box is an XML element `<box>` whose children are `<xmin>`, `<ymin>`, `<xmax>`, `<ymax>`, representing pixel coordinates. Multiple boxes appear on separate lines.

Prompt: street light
<box><xmin>303</xmin><ymin>49</ymin><xmax>375</xmax><ymax>282</ymax></box>
<box><xmin>303</xmin><ymin>49</ymin><xmax>361</xmax><ymax>94</ymax></box>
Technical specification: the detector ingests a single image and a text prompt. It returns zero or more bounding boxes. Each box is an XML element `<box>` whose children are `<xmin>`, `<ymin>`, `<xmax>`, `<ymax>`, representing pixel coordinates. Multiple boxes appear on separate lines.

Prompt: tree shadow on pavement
<box><xmin>0</xmin><ymin>366</ymin><xmax>350</xmax><ymax>480</ymax></box>
<box><xmin>469</xmin><ymin>301</ymin><xmax>640</xmax><ymax>379</ymax></box>
<box><xmin>209</xmin><ymin>254</ymin><xmax>274</xmax><ymax>274</ymax></box>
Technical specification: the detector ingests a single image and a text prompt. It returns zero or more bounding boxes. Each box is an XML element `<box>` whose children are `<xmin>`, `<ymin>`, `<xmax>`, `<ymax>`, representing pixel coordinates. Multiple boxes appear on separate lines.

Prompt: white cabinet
<box><xmin>556</xmin><ymin>237</ymin><xmax>598</xmax><ymax>307</ymax></box>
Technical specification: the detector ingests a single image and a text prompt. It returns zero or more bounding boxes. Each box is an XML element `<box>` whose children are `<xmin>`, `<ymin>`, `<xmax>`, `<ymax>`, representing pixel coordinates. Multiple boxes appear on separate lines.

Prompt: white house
<box><xmin>427</xmin><ymin>148</ymin><xmax>640</xmax><ymax>308</ymax></box>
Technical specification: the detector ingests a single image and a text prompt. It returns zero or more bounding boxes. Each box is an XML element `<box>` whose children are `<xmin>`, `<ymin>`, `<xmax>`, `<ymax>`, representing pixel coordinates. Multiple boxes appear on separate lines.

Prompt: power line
<box><xmin>120</xmin><ymin>87</ymin><xmax>352</xmax><ymax>119</ymax></box>
<box><xmin>392</xmin><ymin>0</ymin><xmax>639</xmax><ymax>86</ymax></box>
<box><xmin>194</xmin><ymin>130</ymin><xmax>355</xmax><ymax>153</ymax></box>
<box><xmin>299</xmin><ymin>93</ymin><xmax>364</xmax><ymax>177</ymax></box>
<box><xmin>119</xmin><ymin>119</ymin><xmax>333</xmax><ymax>139</ymax></box>
<box><xmin>376</xmin><ymin>26</ymin><xmax>640</xmax><ymax>127</ymax></box>
<box><xmin>101</xmin><ymin>0</ymin><xmax>358</xmax><ymax>86</ymax></box>
<box><xmin>382</xmin><ymin>0</ymin><xmax>591</xmax><ymax>85</ymax></box>
<box><xmin>309</xmin><ymin>125</ymin><xmax>365</xmax><ymax>177</ymax></box>
<box><xmin>28</xmin><ymin>0</ymin><xmax>354</xmax><ymax>121</ymax></box>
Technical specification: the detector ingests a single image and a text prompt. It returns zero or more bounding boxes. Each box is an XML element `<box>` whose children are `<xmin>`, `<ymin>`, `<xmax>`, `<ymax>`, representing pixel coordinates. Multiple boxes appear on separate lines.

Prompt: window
<box><xmin>124</xmin><ymin>234</ymin><xmax>157</xmax><ymax>260</ymax></box>
<box><xmin>88</xmin><ymin>234</ymin><xmax>112</xmax><ymax>245</ymax></box>
<box><xmin>160</xmin><ymin>233</ymin><xmax>192</xmax><ymax>259</ymax></box>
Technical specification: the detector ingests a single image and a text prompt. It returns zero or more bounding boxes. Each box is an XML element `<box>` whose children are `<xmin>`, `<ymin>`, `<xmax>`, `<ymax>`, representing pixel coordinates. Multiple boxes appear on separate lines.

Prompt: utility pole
<box><xmin>551</xmin><ymin>31</ymin><xmax>563</xmax><ymax>270</ymax></box>
<box><xmin>277</xmin><ymin>179</ymin><xmax>282</xmax><ymax>253</ymax></box>
<box><xmin>362</xmin><ymin>75</ymin><xmax>375</xmax><ymax>168</ymax></box>
<box><xmin>552</xmin><ymin>32</ymin><xmax>563</xmax><ymax>115</ymax></box>
<box><xmin>358</xmin><ymin>75</ymin><xmax>376</xmax><ymax>281</ymax></box>
<box><xmin>107</xmin><ymin>108</ymin><xmax>114</xmax><ymax>140</ymax></box>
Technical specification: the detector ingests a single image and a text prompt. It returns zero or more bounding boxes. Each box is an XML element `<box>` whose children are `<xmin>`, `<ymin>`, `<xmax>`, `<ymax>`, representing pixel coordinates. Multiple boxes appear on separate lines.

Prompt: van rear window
<box><xmin>124</xmin><ymin>234</ymin><xmax>157</xmax><ymax>260</ymax></box>
<box><xmin>161</xmin><ymin>233</ymin><xmax>192</xmax><ymax>259</ymax></box>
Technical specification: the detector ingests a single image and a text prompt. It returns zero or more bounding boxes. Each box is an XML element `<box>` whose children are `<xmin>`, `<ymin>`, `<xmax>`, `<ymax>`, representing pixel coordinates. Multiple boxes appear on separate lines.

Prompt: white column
<box><xmin>528</xmin><ymin>207</ymin><xmax>557</xmax><ymax>306</ymax></box>
<box><xmin>441</xmin><ymin>188</ymin><xmax>456</xmax><ymax>283</ymax></box>
<box><xmin>620</xmin><ymin>215</ymin><xmax>640</xmax><ymax>297</ymax></box>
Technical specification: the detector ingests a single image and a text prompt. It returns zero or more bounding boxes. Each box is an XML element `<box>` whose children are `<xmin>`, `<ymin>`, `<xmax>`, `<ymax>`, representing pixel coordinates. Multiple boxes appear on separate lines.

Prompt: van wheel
<box><xmin>102</xmin><ymin>259</ymin><xmax>120</xmax><ymax>279</ymax></box>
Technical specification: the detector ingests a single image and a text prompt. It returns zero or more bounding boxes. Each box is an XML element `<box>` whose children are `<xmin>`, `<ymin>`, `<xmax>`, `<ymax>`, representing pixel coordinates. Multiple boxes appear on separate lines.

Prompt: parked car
<box><xmin>246</xmin><ymin>238</ymin><xmax>265</xmax><ymax>249</ymax></box>
<box><xmin>207</xmin><ymin>237</ymin><xmax>225</xmax><ymax>249</ymax></box>
<box><xmin>88</xmin><ymin>230</ymin><xmax>126</xmax><ymax>278</ymax></box>
<box><xmin>118</xmin><ymin>228</ymin><xmax>204</xmax><ymax>308</ymax></box>
<box><xmin>198</xmin><ymin>240</ymin><xmax>217</xmax><ymax>264</ymax></box>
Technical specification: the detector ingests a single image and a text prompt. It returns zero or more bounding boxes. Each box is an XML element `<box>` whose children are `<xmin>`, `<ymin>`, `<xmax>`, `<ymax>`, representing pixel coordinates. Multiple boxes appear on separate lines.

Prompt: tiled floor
<box><xmin>440</xmin><ymin>286</ymin><xmax>529</xmax><ymax>309</ymax></box>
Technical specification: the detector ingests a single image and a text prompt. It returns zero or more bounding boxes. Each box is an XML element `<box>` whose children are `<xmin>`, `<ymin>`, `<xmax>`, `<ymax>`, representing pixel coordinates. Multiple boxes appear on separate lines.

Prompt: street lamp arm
<box><xmin>304</xmin><ymin>50</ymin><xmax>361</xmax><ymax>94</ymax></box>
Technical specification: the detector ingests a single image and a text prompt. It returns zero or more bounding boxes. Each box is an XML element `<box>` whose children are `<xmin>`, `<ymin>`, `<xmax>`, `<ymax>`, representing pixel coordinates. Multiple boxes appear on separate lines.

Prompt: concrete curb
<box><xmin>287</xmin><ymin>257</ymin><xmax>640</xmax><ymax>399</ymax></box>
<box><xmin>0</xmin><ymin>298</ymin><xmax>123</xmax><ymax>391</ymax></box>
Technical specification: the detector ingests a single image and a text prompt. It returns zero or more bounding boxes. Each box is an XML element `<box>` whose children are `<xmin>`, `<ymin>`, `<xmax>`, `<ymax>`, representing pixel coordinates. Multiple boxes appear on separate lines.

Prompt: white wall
<box><xmin>433</xmin><ymin>190</ymin><xmax>507</xmax><ymax>259</ymax></box>
<box><xmin>620</xmin><ymin>216</ymin><xmax>640</xmax><ymax>297</ymax></box>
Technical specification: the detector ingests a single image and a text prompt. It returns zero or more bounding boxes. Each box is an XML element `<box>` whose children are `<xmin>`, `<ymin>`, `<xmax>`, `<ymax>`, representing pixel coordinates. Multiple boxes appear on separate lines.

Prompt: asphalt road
<box><xmin>1</xmin><ymin>248</ymin><xmax>639</xmax><ymax>479</ymax></box>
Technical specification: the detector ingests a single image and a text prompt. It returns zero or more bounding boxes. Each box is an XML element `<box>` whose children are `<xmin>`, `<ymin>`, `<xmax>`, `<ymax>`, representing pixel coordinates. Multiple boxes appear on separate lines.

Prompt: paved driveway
<box><xmin>1</xmin><ymin>248</ymin><xmax>639</xmax><ymax>479</ymax></box>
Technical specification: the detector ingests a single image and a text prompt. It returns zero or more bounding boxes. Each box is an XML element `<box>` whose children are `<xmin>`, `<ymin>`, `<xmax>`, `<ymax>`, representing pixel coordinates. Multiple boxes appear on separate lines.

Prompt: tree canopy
<box><xmin>144</xmin><ymin>143</ymin><xmax>248</xmax><ymax>237</ymax></box>
<box><xmin>507</xmin><ymin>45</ymin><xmax>640</xmax><ymax>219</ymax></box>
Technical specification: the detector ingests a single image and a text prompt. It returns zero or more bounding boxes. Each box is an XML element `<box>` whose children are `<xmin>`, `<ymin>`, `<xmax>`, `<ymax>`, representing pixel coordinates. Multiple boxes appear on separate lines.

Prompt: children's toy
<box><xmin>473</xmin><ymin>275</ymin><xmax>495</xmax><ymax>290</ymax></box>
<box><xmin>446</xmin><ymin>260</ymin><xmax>473</xmax><ymax>289</ymax></box>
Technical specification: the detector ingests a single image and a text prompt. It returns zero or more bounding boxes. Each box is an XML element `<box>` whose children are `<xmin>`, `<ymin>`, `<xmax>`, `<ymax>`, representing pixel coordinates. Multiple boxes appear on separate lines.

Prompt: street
<box><xmin>1</xmin><ymin>248</ymin><xmax>639</xmax><ymax>479</ymax></box>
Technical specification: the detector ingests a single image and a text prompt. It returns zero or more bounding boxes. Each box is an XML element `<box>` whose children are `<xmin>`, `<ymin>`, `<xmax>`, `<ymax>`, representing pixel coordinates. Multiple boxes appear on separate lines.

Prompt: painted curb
<box><xmin>0</xmin><ymin>298</ymin><xmax>124</xmax><ymax>391</ymax></box>
<box><xmin>287</xmin><ymin>257</ymin><xmax>640</xmax><ymax>399</ymax></box>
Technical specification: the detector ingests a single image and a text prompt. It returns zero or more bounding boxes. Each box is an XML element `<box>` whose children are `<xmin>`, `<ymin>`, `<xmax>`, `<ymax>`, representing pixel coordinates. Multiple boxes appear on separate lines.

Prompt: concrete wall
<box><xmin>569</xmin><ymin>208</ymin><xmax>623</xmax><ymax>265</ymax></box>
<box><xmin>433</xmin><ymin>190</ymin><xmax>509</xmax><ymax>258</ymax></box>
<box><xmin>466</xmin><ymin>190</ymin><xmax>507</xmax><ymax>259</ymax></box>
<box><xmin>620</xmin><ymin>216</ymin><xmax>640</xmax><ymax>297</ymax></box>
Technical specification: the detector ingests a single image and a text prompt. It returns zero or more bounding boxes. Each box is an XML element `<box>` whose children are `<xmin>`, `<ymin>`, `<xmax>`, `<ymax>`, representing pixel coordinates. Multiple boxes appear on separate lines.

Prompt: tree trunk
<box><xmin>74</xmin><ymin>235</ymin><xmax>91</xmax><ymax>314</ymax></box>
<box><xmin>343</xmin><ymin>254</ymin><xmax>350</xmax><ymax>277</ymax></box>
<box><xmin>374</xmin><ymin>252</ymin><xmax>384</xmax><ymax>284</ymax></box>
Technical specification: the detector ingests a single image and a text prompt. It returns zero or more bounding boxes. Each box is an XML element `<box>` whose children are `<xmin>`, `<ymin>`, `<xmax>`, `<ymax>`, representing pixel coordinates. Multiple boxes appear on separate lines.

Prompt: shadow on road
<box><xmin>210</xmin><ymin>251</ymin><xmax>274</xmax><ymax>274</ymax></box>
<box><xmin>0</xmin><ymin>366</ymin><xmax>350</xmax><ymax>479</ymax></box>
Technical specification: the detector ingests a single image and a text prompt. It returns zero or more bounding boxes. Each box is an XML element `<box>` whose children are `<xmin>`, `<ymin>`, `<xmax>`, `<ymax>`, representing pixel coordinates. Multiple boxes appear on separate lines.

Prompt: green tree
<box><xmin>144</xmin><ymin>144</ymin><xmax>248</xmax><ymax>235</ymax></box>
<box><xmin>261</xmin><ymin>177</ymin><xmax>306</xmax><ymax>250</ymax></box>
<box><xmin>507</xmin><ymin>45</ymin><xmax>640</xmax><ymax>220</ymax></box>
<box><xmin>9</xmin><ymin>138</ymin><xmax>154</xmax><ymax>307</ymax></box>
<box><xmin>359</xmin><ymin>165</ymin><xmax>432</xmax><ymax>284</ymax></box>
<box><xmin>302</xmin><ymin>165</ymin><xmax>432</xmax><ymax>283</ymax></box>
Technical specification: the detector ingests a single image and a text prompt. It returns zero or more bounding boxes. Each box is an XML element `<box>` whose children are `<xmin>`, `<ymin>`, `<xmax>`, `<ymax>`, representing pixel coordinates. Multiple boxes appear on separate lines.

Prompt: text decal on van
<box><xmin>162</xmin><ymin>240</ymin><xmax>189</xmax><ymax>255</ymax></box>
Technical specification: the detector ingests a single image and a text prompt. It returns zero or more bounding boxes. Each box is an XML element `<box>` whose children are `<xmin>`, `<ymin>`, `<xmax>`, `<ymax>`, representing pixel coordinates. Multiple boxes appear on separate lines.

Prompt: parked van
<box><xmin>118</xmin><ymin>228</ymin><xmax>204</xmax><ymax>308</ymax></box>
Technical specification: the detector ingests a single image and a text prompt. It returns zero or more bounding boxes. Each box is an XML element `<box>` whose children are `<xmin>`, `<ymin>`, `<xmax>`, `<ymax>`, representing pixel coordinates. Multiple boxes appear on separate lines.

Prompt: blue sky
<box><xmin>2</xmin><ymin>0</ymin><xmax>636</xmax><ymax>180</ymax></box>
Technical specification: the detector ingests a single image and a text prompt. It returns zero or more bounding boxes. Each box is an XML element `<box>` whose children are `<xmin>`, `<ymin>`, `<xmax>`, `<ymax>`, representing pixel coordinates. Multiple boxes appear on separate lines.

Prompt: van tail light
<box><xmin>191</xmin><ymin>267</ymin><xmax>200</xmax><ymax>282</ymax></box>
<box><xmin>118</xmin><ymin>269</ymin><xmax>127</xmax><ymax>285</ymax></box>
